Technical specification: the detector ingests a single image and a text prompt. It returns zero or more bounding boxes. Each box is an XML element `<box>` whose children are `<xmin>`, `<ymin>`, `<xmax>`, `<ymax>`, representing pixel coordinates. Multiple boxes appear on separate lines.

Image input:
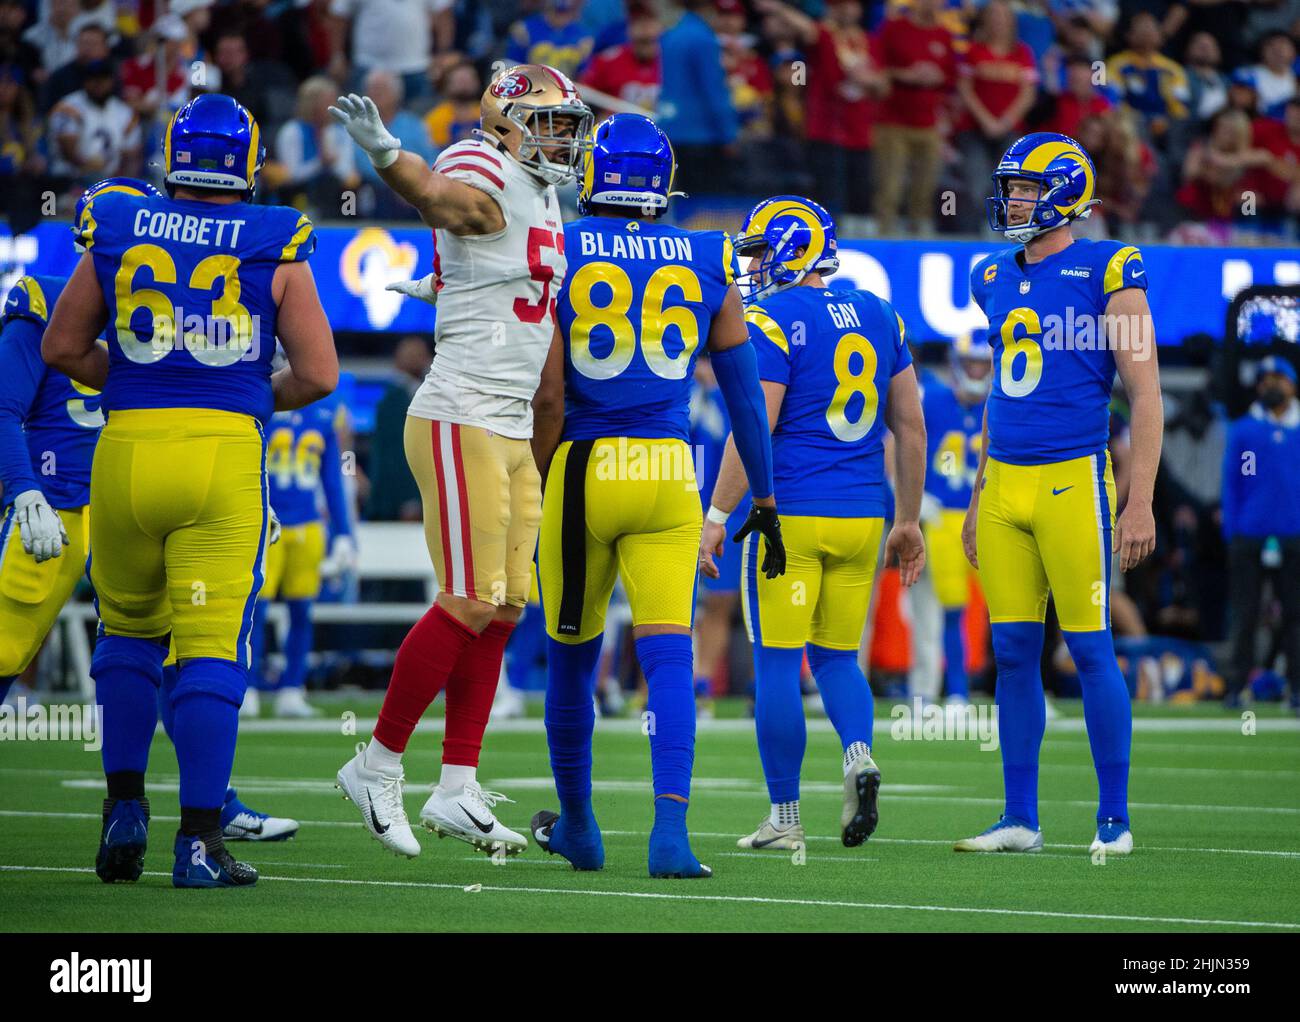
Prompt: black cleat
<box><xmin>95</xmin><ymin>797</ymin><xmax>150</xmax><ymax>883</ymax></box>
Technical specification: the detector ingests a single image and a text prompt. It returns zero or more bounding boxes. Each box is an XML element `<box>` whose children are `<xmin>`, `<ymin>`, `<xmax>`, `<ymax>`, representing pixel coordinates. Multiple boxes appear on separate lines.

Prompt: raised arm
<box><xmin>329</xmin><ymin>94</ymin><xmax>504</xmax><ymax>235</ymax></box>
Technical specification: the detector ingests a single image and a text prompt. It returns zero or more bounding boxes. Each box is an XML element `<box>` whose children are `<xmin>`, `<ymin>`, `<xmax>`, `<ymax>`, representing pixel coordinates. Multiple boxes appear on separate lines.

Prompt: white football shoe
<box><xmin>489</xmin><ymin>675</ymin><xmax>526</xmax><ymax>721</ymax></box>
<box><xmin>1089</xmin><ymin>818</ymin><xmax>1134</xmax><ymax>856</ymax></box>
<box><xmin>953</xmin><ymin>816</ymin><xmax>1044</xmax><ymax>853</ymax></box>
<box><xmin>335</xmin><ymin>743</ymin><xmax>420</xmax><ymax>858</ymax></box>
<box><xmin>275</xmin><ymin>686</ymin><xmax>321</xmax><ymax>718</ymax></box>
<box><xmin>841</xmin><ymin>746</ymin><xmax>882</xmax><ymax>847</ymax></box>
<box><xmin>737</xmin><ymin>819</ymin><xmax>805</xmax><ymax>851</ymax></box>
<box><xmin>239</xmin><ymin>688</ymin><xmax>261</xmax><ymax>719</ymax></box>
<box><xmin>420</xmin><ymin>780</ymin><xmax>527</xmax><ymax>856</ymax></box>
<box><xmin>220</xmin><ymin>788</ymin><xmax>300</xmax><ymax>842</ymax></box>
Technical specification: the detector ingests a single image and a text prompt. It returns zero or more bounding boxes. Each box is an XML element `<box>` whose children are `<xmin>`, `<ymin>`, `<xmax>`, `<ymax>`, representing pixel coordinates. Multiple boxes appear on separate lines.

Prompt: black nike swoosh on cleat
<box><xmin>365</xmin><ymin>789</ymin><xmax>389</xmax><ymax>835</ymax></box>
<box><xmin>231</xmin><ymin>820</ymin><xmax>263</xmax><ymax>836</ymax></box>
<box><xmin>458</xmin><ymin>803</ymin><xmax>495</xmax><ymax>834</ymax></box>
<box><xmin>747</xmin><ymin>833</ymin><xmax>786</xmax><ymax>849</ymax></box>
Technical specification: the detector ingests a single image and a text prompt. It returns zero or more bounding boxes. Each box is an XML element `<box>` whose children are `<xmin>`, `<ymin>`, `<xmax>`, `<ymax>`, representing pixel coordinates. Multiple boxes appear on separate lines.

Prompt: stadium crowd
<box><xmin>2</xmin><ymin>0</ymin><xmax>1300</xmax><ymax>241</ymax></box>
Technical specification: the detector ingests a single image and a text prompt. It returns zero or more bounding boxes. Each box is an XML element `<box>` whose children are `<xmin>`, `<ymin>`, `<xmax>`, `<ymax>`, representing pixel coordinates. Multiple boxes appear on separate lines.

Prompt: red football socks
<box><xmin>443</xmin><ymin>619</ymin><xmax>516</xmax><ymax>768</ymax></box>
<box><xmin>373</xmin><ymin>604</ymin><xmax>480</xmax><ymax>754</ymax></box>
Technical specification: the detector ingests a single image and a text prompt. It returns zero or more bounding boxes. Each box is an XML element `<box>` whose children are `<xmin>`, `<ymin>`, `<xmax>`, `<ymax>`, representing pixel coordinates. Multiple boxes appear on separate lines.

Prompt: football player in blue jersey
<box><xmin>955</xmin><ymin>132</ymin><xmax>1161</xmax><ymax>856</ymax></box>
<box><xmin>251</xmin><ymin>394</ymin><xmax>356</xmax><ymax>718</ymax></box>
<box><xmin>42</xmin><ymin>95</ymin><xmax>338</xmax><ymax>888</ymax></box>
<box><xmin>1</xmin><ymin>179</ymin><xmax>298</xmax><ymax>849</ymax></box>
<box><xmin>914</xmin><ymin>330</ymin><xmax>991</xmax><ymax>706</ymax></box>
<box><xmin>688</xmin><ymin>358</ymin><xmax>750</xmax><ymax>718</ymax></box>
<box><xmin>530</xmin><ymin>113</ymin><xmax>784</xmax><ymax>878</ymax></box>
<box><xmin>702</xmin><ymin>195</ymin><xmax>928</xmax><ymax>851</ymax></box>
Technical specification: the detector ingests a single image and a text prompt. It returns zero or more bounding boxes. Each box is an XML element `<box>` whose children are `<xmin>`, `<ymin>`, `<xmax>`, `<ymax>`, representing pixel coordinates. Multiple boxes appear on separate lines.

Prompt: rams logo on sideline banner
<box><xmin>340</xmin><ymin>227</ymin><xmax>421</xmax><ymax>330</ymax></box>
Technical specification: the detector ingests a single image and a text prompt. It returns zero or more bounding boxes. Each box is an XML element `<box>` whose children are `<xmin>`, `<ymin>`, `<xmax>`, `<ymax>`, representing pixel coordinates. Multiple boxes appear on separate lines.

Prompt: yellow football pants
<box><xmin>0</xmin><ymin>505</ymin><xmax>89</xmax><ymax>676</ymax></box>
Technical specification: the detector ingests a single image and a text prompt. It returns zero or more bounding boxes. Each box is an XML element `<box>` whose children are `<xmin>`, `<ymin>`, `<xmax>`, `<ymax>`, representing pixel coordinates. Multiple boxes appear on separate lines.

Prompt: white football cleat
<box><xmin>953</xmin><ymin>816</ymin><xmax>1044</xmax><ymax>853</ymax></box>
<box><xmin>737</xmin><ymin>819</ymin><xmax>805</xmax><ymax>850</ymax></box>
<box><xmin>841</xmin><ymin>747</ymin><xmax>881</xmax><ymax>847</ymax></box>
<box><xmin>220</xmin><ymin>788</ymin><xmax>300</xmax><ymax>842</ymax></box>
<box><xmin>489</xmin><ymin>676</ymin><xmax>526</xmax><ymax>721</ymax></box>
<box><xmin>239</xmin><ymin>688</ymin><xmax>261</xmax><ymax>719</ymax></box>
<box><xmin>335</xmin><ymin>743</ymin><xmax>420</xmax><ymax>858</ymax></box>
<box><xmin>1089</xmin><ymin>818</ymin><xmax>1134</xmax><ymax>856</ymax></box>
<box><xmin>275</xmin><ymin>686</ymin><xmax>321</xmax><ymax>718</ymax></box>
<box><xmin>420</xmin><ymin>780</ymin><xmax>527</xmax><ymax>856</ymax></box>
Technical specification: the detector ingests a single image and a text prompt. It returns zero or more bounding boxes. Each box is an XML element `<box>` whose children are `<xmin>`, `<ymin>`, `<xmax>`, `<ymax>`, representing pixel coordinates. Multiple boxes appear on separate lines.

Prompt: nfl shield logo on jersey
<box><xmin>1020</xmin><ymin>280</ymin><xmax>1031</xmax><ymax>294</ymax></box>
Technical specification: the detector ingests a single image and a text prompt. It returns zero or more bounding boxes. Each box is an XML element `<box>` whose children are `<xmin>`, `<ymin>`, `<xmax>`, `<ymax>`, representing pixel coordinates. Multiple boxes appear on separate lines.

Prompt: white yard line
<box><xmin>1</xmin><ymin>864</ymin><xmax>1296</xmax><ymax>930</ymax></box>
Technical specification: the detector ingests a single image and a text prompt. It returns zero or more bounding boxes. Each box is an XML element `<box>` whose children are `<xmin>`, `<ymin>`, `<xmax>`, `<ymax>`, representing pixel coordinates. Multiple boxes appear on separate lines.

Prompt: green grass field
<box><xmin>2</xmin><ymin>696</ymin><xmax>1299</xmax><ymax>933</ymax></box>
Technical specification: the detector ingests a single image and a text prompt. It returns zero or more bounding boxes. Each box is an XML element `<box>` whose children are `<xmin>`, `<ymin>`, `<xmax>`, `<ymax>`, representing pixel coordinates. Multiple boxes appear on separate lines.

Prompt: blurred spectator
<box><xmin>506</xmin><ymin>0</ymin><xmax>595</xmax><ymax>78</ymax></box>
<box><xmin>1184</xmin><ymin>31</ymin><xmax>1229</xmax><ymax>123</ymax></box>
<box><xmin>22</xmin><ymin>0</ymin><xmax>80</xmax><ymax>79</ymax></box>
<box><xmin>1255</xmin><ymin>96</ymin><xmax>1300</xmax><ymax>215</ymax></box>
<box><xmin>716</xmin><ymin>0</ymin><xmax>774</xmax><ymax>140</ymax></box>
<box><xmin>1042</xmin><ymin>54</ymin><xmax>1113</xmax><ymax>138</ymax></box>
<box><xmin>875</xmin><ymin>0</ymin><xmax>957</xmax><ymax>235</ymax></box>
<box><xmin>1088</xmin><ymin>106</ymin><xmax>1157</xmax><ymax>229</ymax></box>
<box><xmin>269</xmin><ymin>74</ymin><xmax>359</xmax><ymax>216</ymax></box>
<box><xmin>1105</xmin><ymin>11</ymin><xmax>1190</xmax><ymax>142</ymax></box>
<box><xmin>47</xmin><ymin>59</ymin><xmax>141</xmax><ymax>190</ymax></box>
<box><xmin>0</xmin><ymin>61</ymin><xmax>41</xmax><ymax>176</ymax></box>
<box><xmin>0</xmin><ymin>0</ymin><xmax>41</xmax><ymax>82</ymax></box>
<box><xmin>355</xmin><ymin>68</ymin><xmax>432</xmax><ymax>219</ymax></box>
<box><xmin>1226</xmin><ymin>66</ymin><xmax>1263</xmax><ymax>116</ymax></box>
<box><xmin>1041</xmin><ymin>13</ymin><xmax>1106</xmax><ymax>93</ymax></box>
<box><xmin>329</xmin><ymin>0</ymin><xmax>448</xmax><ymax>101</ymax></box>
<box><xmin>41</xmin><ymin>20</ymin><xmax>111</xmax><ymax>111</ymax></box>
<box><xmin>367</xmin><ymin>336</ymin><xmax>433</xmax><ymax>523</ymax></box>
<box><xmin>1175</xmin><ymin>107</ymin><xmax>1273</xmax><ymax>234</ymax></box>
<box><xmin>757</xmin><ymin>0</ymin><xmax>884</xmax><ymax>219</ymax></box>
<box><xmin>1220</xmin><ymin>355</ymin><xmax>1300</xmax><ymax>710</ymax></box>
<box><xmin>579</xmin><ymin>6</ymin><xmax>660</xmax><ymax>116</ymax></box>
<box><xmin>424</xmin><ymin>59</ymin><xmax>481</xmax><ymax>148</ymax></box>
<box><xmin>956</xmin><ymin>0</ymin><xmax>1039</xmax><ymax>233</ymax></box>
<box><xmin>120</xmin><ymin>14</ymin><xmax>189</xmax><ymax>123</ymax></box>
<box><xmin>656</xmin><ymin>0</ymin><xmax>739</xmax><ymax>194</ymax></box>
<box><xmin>1168</xmin><ymin>0</ymin><xmax>1252</xmax><ymax>70</ymax></box>
<box><xmin>211</xmin><ymin>29</ymin><xmax>294</xmax><ymax>131</ymax></box>
<box><xmin>172</xmin><ymin>0</ymin><xmax>214</xmax><ymax>66</ymax></box>
<box><xmin>1245</xmin><ymin>30</ymin><xmax>1297</xmax><ymax>118</ymax></box>
<box><xmin>205</xmin><ymin>0</ymin><xmax>289</xmax><ymax>66</ymax></box>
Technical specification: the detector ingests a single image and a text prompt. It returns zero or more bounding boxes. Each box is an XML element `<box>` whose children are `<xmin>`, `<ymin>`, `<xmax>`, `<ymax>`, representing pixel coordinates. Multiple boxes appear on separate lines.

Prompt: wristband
<box><xmin>706</xmin><ymin>505</ymin><xmax>731</xmax><ymax>525</ymax></box>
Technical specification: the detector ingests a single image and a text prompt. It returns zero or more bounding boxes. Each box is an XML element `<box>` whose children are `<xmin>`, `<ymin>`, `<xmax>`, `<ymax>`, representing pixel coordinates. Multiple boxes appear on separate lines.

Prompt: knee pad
<box><xmin>172</xmin><ymin>657</ymin><xmax>248</xmax><ymax>708</ymax></box>
<box><xmin>90</xmin><ymin>635</ymin><xmax>167</xmax><ymax>687</ymax></box>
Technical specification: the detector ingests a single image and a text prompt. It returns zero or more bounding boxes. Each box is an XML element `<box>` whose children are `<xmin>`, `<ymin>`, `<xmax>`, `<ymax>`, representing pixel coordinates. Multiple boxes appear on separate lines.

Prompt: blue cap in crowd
<box><xmin>1259</xmin><ymin>355</ymin><xmax>1298</xmax><ymax>385</ymax></box>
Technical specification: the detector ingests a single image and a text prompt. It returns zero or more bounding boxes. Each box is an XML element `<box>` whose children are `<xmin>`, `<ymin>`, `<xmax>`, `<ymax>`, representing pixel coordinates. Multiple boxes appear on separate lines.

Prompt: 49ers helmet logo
<box><xmin>491</xmin><ymin>73</ymin><xmax>531</xmax><ymax>99</ymax></box>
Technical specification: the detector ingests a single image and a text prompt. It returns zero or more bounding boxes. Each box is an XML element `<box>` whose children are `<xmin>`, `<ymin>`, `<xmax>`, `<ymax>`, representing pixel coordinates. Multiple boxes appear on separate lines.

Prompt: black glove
<box><xmin>732</xmin><ymin>504</ymin><xmax>786</xmax><ymax>579</ymax></box>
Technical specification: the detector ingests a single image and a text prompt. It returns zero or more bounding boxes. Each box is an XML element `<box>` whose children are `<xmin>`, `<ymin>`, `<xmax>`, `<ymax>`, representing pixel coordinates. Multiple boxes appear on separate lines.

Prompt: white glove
<box><xmin>268</xmin><ymin>509</ymin><xmax>282</xmax><ymax>546</ymax></box>
<box><xmin>328</xmin><ymin>93</ymin><xmax>400</xmax><ymax>168</ymax></box>
<box><xmin>13</xmin><ymin>489</ymin><xmax>69</xmax><ymax>563</ymax></box>
<box><xmin>919</xmin><ymin>492</ymin><xmax>942</xmax><ymax>526</ymax></box>
<box><xmin>320</xmin><ymin>534</ymin><xmax>358</xmax><ymax>580</ymax></box>
<box><xmin>385</xmin><ymin>273</ymin><xmax>439</xmax><ymax>307</ymax></box>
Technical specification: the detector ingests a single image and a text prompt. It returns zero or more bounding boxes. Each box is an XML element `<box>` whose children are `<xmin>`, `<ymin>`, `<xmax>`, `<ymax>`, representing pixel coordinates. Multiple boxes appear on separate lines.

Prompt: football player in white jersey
<box><xmin>330</xmin><ymin>66</ymin><xmax>592</xmax><ymax>859</ymax></box>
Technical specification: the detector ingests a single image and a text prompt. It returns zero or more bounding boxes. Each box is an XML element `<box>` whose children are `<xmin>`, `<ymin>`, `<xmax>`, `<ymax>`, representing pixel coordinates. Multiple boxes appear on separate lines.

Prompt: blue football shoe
<box><xmin>531</xmin><ymin>809</ymin><xmax>604</xmax><ymax>870</ymax></box>
<box><xmin>172</xmin><ymin>830</ymin><xmax>259</xmax><ymax>888</ymax></box>
<box><xmin>953</xmin><ymin>815</ymin><xmax>1043</xmax><ymax>853</ymax></box>
<box><xmin>221</xmin><ymin>787</ymin><xmax>299</xmax><ymax>841</ymax></box>
<box><xmin>95</xmin><ymin>797</ymin><xmax>150</xmax><ymax>883</ymax></box>
<box><xmin>648</xmin><ymin>800</ymin><xmax>711</xmax><ymax>879</ymax></box>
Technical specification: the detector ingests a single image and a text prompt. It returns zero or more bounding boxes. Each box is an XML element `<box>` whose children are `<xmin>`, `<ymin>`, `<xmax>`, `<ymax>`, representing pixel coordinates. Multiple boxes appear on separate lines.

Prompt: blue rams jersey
<box><xmin>749</xmin><ymin>285</ymin><xmax>912</xmax><ymax>517</ymax></box>
<box><xmin>265</xmin><ymin>399</ymin><xmax>352</xmax><ymax>534</ymax></box>
<box><xmin>921</xmin><ymin>375</ymin><xmax>984</xmax><ymax>511</ymax></box>
<box><xmin>689</xmin><ymin>378</ymin><xmax>749</xmax><ymax>510</ymax></box>
<box><xmin>970</xmin><ymin>238</ymin><xmax>1147</xmax><ymax>466</ymax></box>
<box><xmin>0</xmin><ymin>275</ymin><xmax>103</xmax><ymax>510</ymax></box>
<box><xmin>557</xmin><ymin>217</ymin><xmax>736</xmax><ymax>443</ymax></box>
<box><xmin>76</xmin><ymin>191</ymin><xmax>315</xmax><ymax>423</ymax></box>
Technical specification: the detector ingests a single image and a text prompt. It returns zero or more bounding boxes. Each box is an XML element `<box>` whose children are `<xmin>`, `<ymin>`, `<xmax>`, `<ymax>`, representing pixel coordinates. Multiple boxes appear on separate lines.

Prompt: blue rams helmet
<box><xmin>987</xmin><ymin>132</ymin><xmax>1098</xmax><ymax>244</ymax></box>
<box><xmin>950</xmin><ymin>327</ymin><xmax>994</xmax><ymax>400</ymax></box>
<box><xmin>163</xmin><ymin>93</ymin><xmax>265</xmax><ymax>198</ymax></box>
<box><xmin>73</xmin><ymin>176</ymin><xmax>162</xmax><ymax>252</ymax></box>
<box><xmin>733</xmin><ymin>195</ymin><xmax>839</xmax><ymax>303</ymax></box>
<box><xmin>578</xmin><ymin>113</ymin><xmax>675</xmax><ymax>216</ymax></box>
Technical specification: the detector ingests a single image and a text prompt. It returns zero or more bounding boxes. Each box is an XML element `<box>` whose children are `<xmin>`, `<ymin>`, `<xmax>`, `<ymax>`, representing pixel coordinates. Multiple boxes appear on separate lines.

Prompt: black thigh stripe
<box><xmin>557</xmin><ymin>439</ymin><xmax>595</xmax><ymax>636</ymax></box>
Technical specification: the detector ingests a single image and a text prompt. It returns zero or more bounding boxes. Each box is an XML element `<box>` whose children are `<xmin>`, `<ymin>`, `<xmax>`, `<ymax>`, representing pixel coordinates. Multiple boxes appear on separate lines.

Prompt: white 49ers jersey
<box><xmin>407</xmin><ymin>136</ymin><xmax>566</xmax><ymax>439</ymax></box>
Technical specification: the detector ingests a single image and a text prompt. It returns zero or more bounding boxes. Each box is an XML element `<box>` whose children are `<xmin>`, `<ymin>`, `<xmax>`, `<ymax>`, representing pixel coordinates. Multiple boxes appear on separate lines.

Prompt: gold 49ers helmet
<box><xmin>481</xmin><ymin>64</ymin><xmax>593</xmax><ymax>185</ymax></box>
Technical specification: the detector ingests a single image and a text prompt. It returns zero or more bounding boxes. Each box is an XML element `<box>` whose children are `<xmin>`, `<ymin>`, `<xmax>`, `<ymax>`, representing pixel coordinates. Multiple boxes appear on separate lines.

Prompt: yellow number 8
<box><xmin>825</xmin><ymin>332</ymin><xmax>879</xmax><ymax>442</ymax></box>
<box><xmin>999</xmin><ymin>307</ymin><xmax>1043</xmax><ymax>398</ymax></box>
